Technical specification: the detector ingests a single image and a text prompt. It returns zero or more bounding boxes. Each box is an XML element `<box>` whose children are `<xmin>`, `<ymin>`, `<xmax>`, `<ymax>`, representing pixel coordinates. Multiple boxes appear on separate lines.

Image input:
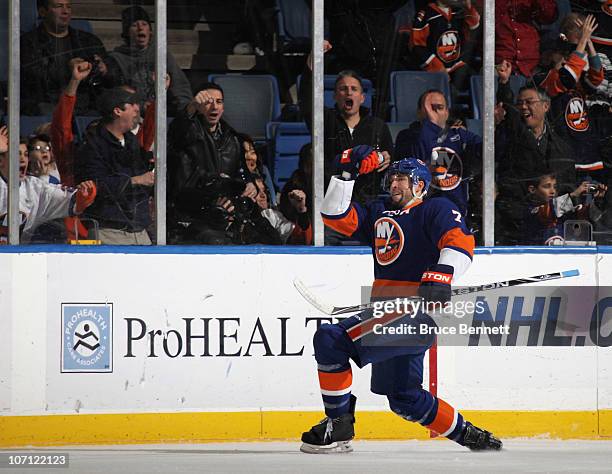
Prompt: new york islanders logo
<box><xmin>430</xmin><ymin>146</ymin><xmax>463</xmax><ymax>191</ymax></box>
<box><xmin>437</xmin><ymin>30</ymin><xmax>460</xmax><ymax>63</ymax></box>
<box><xmin>602</xmin><ymin>0</ymin><xmax>611</xmax><ymax>16</ymax></box>
<box><xmin>565</xmin><ymin>97</ymin><xmax>589</xmax><ymax>132</ymax></box>
<box><xmin>374</xmin><ymin>217</ymin><xmax>404</xmax><ymax>266</ymax></box>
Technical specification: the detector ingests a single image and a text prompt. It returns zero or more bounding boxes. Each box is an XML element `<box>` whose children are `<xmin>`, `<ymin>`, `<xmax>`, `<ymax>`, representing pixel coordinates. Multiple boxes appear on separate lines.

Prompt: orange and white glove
<box><xmin>75</xmin><ymin>180</ymin><xmax>97</xmax><ymax>214</ymax></box>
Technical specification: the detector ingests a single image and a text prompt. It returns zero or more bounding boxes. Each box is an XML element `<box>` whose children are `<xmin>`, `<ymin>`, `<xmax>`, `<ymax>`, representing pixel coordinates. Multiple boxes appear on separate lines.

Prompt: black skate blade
<box><xmin>300</xmin><ymin>440</ymin><xmax>353</xmax><ymax>454</ymax></box>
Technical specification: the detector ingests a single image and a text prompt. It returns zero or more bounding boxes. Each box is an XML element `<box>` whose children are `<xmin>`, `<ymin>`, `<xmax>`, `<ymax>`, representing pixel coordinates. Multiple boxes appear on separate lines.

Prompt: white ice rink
<box><xmin>3</xmin><ymin>440</ymin><xmax>612</xmax><ymax>474</ymax></box>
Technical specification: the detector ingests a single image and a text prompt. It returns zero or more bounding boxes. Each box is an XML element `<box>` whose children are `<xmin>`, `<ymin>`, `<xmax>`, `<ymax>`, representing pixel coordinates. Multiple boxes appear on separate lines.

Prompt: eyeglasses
<box><xmin>516</xmin><ymin>99</ymin><xmax>544</xmax><ymax>107</ymax></box>
<box><xmin>29</xmin><ymin>145</ymin><xmax>51</xmax><ymax>152</ymax></box>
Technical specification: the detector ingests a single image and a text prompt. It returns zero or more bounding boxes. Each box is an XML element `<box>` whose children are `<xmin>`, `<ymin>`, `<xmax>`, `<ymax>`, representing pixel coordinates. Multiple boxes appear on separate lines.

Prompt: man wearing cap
<box><xmin>105</xmin><ymin>5</ymin><xmax>192</xmax><ymax>115</ymax></box>
<box><xmin>21</xmin><ymin>0</ymin><xmax>108</xmax><ymax>115</ymax></box>
<box><xmin>75</xmin><ymin>87</ymin><xmax>154</xmax><ymax>245</ymax></box>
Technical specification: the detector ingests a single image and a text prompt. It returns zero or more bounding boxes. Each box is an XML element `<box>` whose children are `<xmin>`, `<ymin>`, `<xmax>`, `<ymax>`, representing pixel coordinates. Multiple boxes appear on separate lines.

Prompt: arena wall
<box><xmin>1</xmin><ymin>246</ymin><xmax>611</xmax><ymax>446</ymax></box>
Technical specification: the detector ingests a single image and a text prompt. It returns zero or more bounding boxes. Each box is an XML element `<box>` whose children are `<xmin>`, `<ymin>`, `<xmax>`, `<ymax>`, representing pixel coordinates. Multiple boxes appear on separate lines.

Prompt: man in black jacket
<box><xmin>21</xmin><ymin>0</ymin><xmax>108</xmax><ymax>115</ymax></box>
<box><xmin>299</xmin><ymin>41</ymin><xmax>393</xmax><ymax>205</ymax></box>
<box><xmin>76</xmin><ymin>87</ymin><xmax>154</xmax><ymax>245</ymax></box>
<box><xmin>495</xmin><ymin>74</ymin><xmax>576</xmax><ymax>244</ymax></box>
<box><xmin>167</xmin><ymin>82</ymin><xmax>257</xmax><ymax>244</ymax></box>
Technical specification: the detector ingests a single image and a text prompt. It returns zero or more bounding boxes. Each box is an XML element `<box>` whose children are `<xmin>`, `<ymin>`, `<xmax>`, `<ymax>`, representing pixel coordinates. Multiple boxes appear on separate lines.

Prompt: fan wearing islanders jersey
<box><xmin>410</xmin><ymin>0</ymin><xmax>480</xmax><ymax>90</ymax></box>
<box><xmin>535</xmin><ymin>13</ymin><xmax>605</xmax><ymax>180</ymax></box>
<box><xmin>300</xmin><ymin>147</ymin><xmax>502</xmax><ymax>454</ymax></box>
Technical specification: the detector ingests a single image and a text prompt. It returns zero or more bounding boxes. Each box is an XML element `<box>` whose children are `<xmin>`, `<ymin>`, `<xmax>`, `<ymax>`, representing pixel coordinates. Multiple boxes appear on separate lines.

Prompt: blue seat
<box><xmin>0</xmin><ymin>1</ymin><xmax>38</xmax><ymax>82</ymax></box>
<box><xmin>470</xmin><ymin>74</ymin><xmax>526</xmax><ymax>119</ymax></box>
<box><xmin>70</xmin><ymin>19</ymin><xmax>94</xmax><ymax>34</ymax></box>
<box><xmin>20</xmin><ymin>115</ymin><xmax>52</xmax><ymax>137</ymax></box>
<box><xmin>297</xmin><ymin>74</ymin><xmax>374</xmax><ymax>110</ymax></box>
<box><xmin>75</xmin><ymin>116</ymin><xmax>101</xmax><ymax>141</ymax></box>
<box><xmin>209</xmin><ymin>74</ymin><xmax>281</xmax><ymax>142</ymax></box>
<box><xmin>386</xmin><ymin>122</ymin><xmax>411</xmax><ymax>146</ymax></box>
<box><xmin>466</xmin><ymin>118</ymin><xmax>482</xmax><ymax>136</ymax></box>
<box><xmin>389</xmin><ymin>71</ymin><xmax>451</xmax><ymax>123</ymax></box>
<box><xmin>266</xmin><ymin>121</ymin><xmax>310</xmax><ymax>190</ymax></box>
<box><xmin>275</xmin><ymin>0</ymin><xmax>310</xmax><ymax>54</ymax></box>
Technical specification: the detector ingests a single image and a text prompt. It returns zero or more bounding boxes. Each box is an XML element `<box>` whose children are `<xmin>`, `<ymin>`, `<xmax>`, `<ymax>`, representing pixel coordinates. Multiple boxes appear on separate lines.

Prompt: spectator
<box><xmin>105</xmin><ymin>6</ymin><xmax>192</xmax><ymax>116</ymax></box>
<box><xmin>27</xmin><ymin>134</ymin><xmax>60</xmax><ymax>184</ymax></box>
<box><xmin>495</xmin><ymin>0</ymin><xmax>558</xmax><ymax>77</ymax></box>
<box><xmin>0</xmin><ymin>127</ymin><xmax>96</xmax><ymax>243</ymax></box>
<box><xmin>495</xmin><ymin>64</ymin><xmax>576</xmax><ymax>244</ymax></box>
<box><xmin>537</xmin><ymin>14</ymin><xmax>607</xmax><ymax>183</ymax></box>
<box><xmin>52</xmin><ymin>59</ymin><xmax>159</xmax><ymax>189</ymax></box>
<box><xmin>521</xmin><ymin>172</ymin><xmax>608</xmax><ymax>244</ymax></box>
<box><xmin>238</xmin><ymin>133</ymin><xmax>277</xmax><ymax>206</ymax></box>
<box><xmin>167</xmin><ymin>82</ymin><xmax>257</xmax><ymax>243</ymax></box>
<box><xmin>254</xmin><ymin>176</ymin><xmax>312</xmax><ymax>245</ymax></box>
<box><xmin>324</xmin><ymin>1</ymin><xmax>407</xmax><ymax>118</ymax></box>
<box><xmin>299</xmin><ymin>41</ymin><xmax>392</xmax><ymax>206</ymax></box>
<box><xmin>75</xmin><ymin>87</ymin><xmax>154</xmax><ymax>245</ymax></box>
<box><xmin>20</xmin><ymin>0</ymin><xmax>108</xmax><ymax>115</ymax></box>
<box><xmin>410</xmin><ymin>0</ymin><xmax>480</xmax><ymax>91</ymax></box>
<box><xmin>280</xmin><ymin>143</ymin><xmax>312</xmax><ymax>225</ymax></box>
<box><xmin>394</xmin><ymin>89</ymin><xmax>482</xmax><ymax>217</ymax></box>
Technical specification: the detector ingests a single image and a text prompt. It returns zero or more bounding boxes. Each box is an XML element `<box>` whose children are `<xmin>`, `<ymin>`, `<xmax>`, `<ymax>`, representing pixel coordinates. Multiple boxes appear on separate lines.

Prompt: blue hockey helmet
<box><xmin>383</xmin><ymin>157</ymin><xmax>432</xmax><ymax>197</ymax></box>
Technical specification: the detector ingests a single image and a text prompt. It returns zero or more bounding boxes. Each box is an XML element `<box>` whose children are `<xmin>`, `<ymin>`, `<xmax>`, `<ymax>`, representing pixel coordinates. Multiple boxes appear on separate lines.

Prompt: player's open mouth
<box><xmin>343</xmin><ymin>99</ymin><xmax>354</xmax><ymax>110</ymax></box>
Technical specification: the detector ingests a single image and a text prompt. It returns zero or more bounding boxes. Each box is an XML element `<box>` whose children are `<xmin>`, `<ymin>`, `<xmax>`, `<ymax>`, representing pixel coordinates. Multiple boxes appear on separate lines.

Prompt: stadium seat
<box><xmin>297</xmin><ymin>74</ymin><xmax>374</xmax><ymax>110</ymax></box>
<box><xmin>20</xmin><ymin>115</ymin><xmax>52</xmax><ymax>137</ymax></box>
<box><xmin>466</xmin><ymin>118</ymin><xmax>482</xmax><ymax>136</ymax></box>
<box><xmin>470</xmin><ymin>74</ymin><xmax>526</xmax><ymax>119</ymax></box>
<box><xmin>386</xmin><ymin>122</ymin><xmax>411</xmax><ymax>146</ymax></box>
<box><xmin>275</xmin><ymin>0</ymin><xmax>311</xmax><ymax>54</ymax></box>
<box><xmin>389</xmin><ymin>71</ymin><xmax>451</xmax><ymax>123</ymax></box>
<box><xmin>75</xmin><ymin>116</ymin><xmax>101</xmax><ymax>141</ymax></box>
<box><xmin>209</xmin><ymin>74</ymin><xmax>281</xmax><ymax>142</ymax></box>
<box><xmin>70</xmin><ymin>19</ymin><xmax>94</xmax><ymax>34</ymax></box>
<box><xmin>266</xmin><ymin>121</ymin><xmax>310</xmax><ymax>190</ymax></box>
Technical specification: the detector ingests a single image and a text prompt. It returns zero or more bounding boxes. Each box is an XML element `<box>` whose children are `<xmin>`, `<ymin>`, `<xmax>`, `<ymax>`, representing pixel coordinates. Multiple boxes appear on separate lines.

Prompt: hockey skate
<box><xmin>300</xmin><ymin>395</ymin><xmax>356</xmax><ymax>454</ymax></box>
<box><xmin>462</xmin><ymin>422</ymin><xmax>503</xmax><ymax>451</ymax></box>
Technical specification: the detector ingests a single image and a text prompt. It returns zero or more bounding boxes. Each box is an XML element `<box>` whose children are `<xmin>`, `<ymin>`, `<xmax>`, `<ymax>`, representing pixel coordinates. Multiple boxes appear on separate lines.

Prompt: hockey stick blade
<box><xmin>294</xmin><ymin>269</ymin><xmax>580</xmax><ymax>316</ymax></box>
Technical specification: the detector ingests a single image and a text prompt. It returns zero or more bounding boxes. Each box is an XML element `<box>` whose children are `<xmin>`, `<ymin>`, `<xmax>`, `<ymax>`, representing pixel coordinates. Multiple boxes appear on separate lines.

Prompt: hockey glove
<box><xmin>75</xmin><ymin>181</ymin><xmax>97</xmax><ymax>214</ymax></box>
<box><xmin>334</xmin><ymin>145</ymin><xmax>382</xmax><ymax>180</ymax></box>
<box><xmin>418</xmin><ymin>264</ymin><xmax>454</xmax><ymax>306</ymax></box>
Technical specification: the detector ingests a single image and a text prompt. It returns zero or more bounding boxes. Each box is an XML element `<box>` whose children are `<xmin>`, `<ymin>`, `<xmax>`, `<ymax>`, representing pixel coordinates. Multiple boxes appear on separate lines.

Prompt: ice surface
<box><xmin>3</xmin><ymin>440</ymin><xmax>612</xmax><ymax>474</ymax></box>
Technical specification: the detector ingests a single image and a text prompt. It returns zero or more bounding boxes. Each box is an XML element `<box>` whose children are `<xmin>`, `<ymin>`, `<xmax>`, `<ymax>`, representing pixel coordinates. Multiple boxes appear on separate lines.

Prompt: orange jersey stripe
<box><xmin>438</xmin><ymin>227</ymin><xmax>474</xmax><ymax>257</ymax></box>
<box><xmin>372</xmin><ymin>280</ymin><xmax>419</xmax><ymax>298</ymax></box>
<box><xmin>322</xmin><ymin>207</ymin><xmax>359</xmax><ymax>237</ymax></box>
<box><xmin>411</xmin><ymin>24</ymin><xmax>430</xmax><ymax>47</ymax></box>
<box><xmin>318</xmin><ymin>369</ymin><xmax>352</xmax><ymax>391</ymax></box>
<box><xmin>426</xmin><ymin>398</ymin><xmax>456</xmax><ymax>435</ymax></box>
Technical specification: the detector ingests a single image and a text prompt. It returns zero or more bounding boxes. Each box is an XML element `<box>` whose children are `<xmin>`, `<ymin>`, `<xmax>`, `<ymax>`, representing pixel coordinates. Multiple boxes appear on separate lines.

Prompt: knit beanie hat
<box><xmin>121</xmin><ymin>6</ymin><xmax>152</xmax><ymax>41</ymax></box>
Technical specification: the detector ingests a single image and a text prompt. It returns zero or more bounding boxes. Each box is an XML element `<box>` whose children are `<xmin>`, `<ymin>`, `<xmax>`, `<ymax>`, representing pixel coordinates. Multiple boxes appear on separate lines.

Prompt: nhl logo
<box><xmin>437</xmin><ymin>30</ymin><xmax>460</xmax><ymax>63</ymax></box>
<box><xmin>430</xmin><ymin>146</ymin><xmax>463</xmax><ymax>191</ymax></box>
<box><xmin>374</xmin><ymin>217</ymin><xmax>404</xmax><ymax>266</ymax></box>
<box><xmin>565</xmin><ymin>97</ymin><xmax>589</xmax><ymax>132</ymax></box>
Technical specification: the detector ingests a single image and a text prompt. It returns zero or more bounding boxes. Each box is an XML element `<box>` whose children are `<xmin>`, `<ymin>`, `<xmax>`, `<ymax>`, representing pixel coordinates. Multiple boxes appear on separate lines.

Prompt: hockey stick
<box><xmin>293</xmin><ymin>269</ymin><xmax>580</xmax><ymax>316</ymax></box>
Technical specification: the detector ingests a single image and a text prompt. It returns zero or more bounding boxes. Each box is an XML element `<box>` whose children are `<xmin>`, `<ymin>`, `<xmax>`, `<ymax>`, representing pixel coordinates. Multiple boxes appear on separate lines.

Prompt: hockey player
<box><xmin>300</xmin><ymin>146</ymin><xmax>502</xmax><ymax>453</ymax></box>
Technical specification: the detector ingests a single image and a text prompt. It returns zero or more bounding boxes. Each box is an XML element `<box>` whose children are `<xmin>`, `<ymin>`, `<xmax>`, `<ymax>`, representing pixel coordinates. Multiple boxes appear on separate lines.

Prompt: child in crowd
<box><xmin>522</xmin><ymin>173</ymin><xmax>607</xmax><ymax>244</ymax></box>
<box><xmin>27</xmin><ymin>134</ymin><xmax>61</xmax><ymax>184</ymax></box>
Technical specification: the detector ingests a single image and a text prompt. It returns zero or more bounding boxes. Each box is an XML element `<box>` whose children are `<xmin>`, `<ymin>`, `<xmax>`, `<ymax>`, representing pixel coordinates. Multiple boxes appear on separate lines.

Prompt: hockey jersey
<box><xmin>411</xmin><ymin>2</ymin><xmax>480</xmax><ymax>72</ymax></box>
<box><xmin>537</xmin><ymin>52</ymin><xmax>605</xmax><ymax>177</ymax></box>
<box><xmin>0</xmin><ymin>176</ymin><xmax>76</xmax><ymax>243</ymax></box>
<box><xmin>394</xmin><ymin>120</ymin><xmax>482</xmax><ymax>217</ymax></box>
<box><xmin>322</xmin><ymin>178</ymin><xmax>474</xmax><ymax>297</ymax></box>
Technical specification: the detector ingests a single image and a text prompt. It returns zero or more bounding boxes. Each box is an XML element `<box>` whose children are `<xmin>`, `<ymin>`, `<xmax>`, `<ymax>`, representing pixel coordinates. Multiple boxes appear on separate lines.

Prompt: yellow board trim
<box><xmin>1</xmin><ymin>410</ymin><xmax>610</xmax><ymax>447</ymax></box>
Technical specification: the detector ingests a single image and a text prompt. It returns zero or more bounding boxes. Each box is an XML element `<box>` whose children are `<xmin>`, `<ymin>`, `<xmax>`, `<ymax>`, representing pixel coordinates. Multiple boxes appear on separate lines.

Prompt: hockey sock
<box><xmin>422</xmin><ymin>397</ymin><xmax>466</xmax><ymax>442</ymax></box>
<box><xmin>391</xmin><ymin>391</ymin><xmax>465</xmax><ymax>442</ymax></box>
<box><xmin>318</xmin><ymin>366</ymin><xmax>353</xmax><ymax>418</ymax></box>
